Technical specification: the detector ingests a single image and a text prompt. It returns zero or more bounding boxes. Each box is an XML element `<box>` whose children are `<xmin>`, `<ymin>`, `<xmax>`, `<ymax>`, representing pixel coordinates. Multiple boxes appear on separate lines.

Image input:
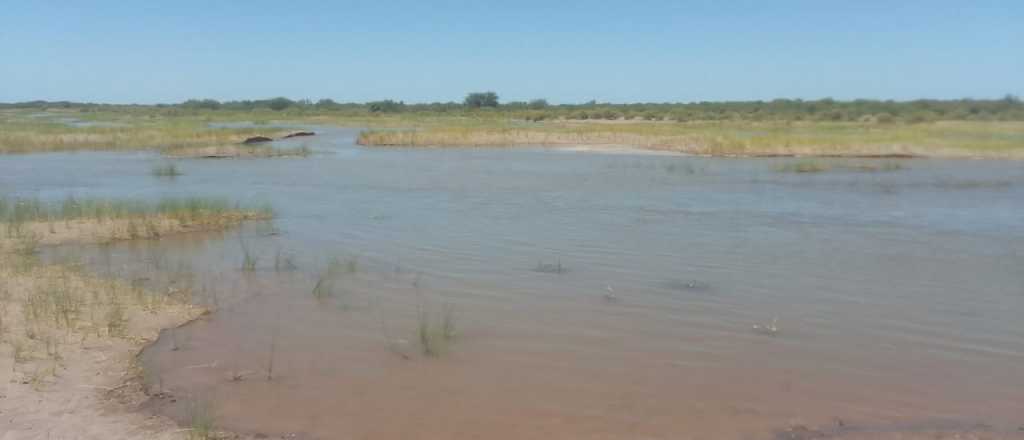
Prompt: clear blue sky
<box><xmin>1</xmin><ymin>0</ymin><xmax>1021</xmax><ymax>104</ymax></box>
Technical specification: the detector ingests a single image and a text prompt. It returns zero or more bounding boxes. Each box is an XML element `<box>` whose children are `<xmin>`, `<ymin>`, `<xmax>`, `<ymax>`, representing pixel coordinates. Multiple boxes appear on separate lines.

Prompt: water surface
<box><xmin>4</xmin><ymin>128</ymin><xmax>1023</xmax><ymax>439</ymax></box>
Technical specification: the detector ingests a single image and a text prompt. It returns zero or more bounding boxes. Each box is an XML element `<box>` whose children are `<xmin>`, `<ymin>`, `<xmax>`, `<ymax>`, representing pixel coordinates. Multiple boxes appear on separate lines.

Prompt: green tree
<box><xmin>367</xmin><ymin>100</ymin><xmax>406</xmax><ymax>113</ymax></box>
<box><xmin>267</xmin><ymin>97</ymin><xmax>293</xmax><ymax>111</ymax></box>
<box><xmin>464</xmin><ymin>92</ymin><xmax>499</xmax><ymax>108</ymax></box>
<box><xmin>527</xmin><ymin>99</ymin><xmax>549</xmax><ymax>110</ymax></box>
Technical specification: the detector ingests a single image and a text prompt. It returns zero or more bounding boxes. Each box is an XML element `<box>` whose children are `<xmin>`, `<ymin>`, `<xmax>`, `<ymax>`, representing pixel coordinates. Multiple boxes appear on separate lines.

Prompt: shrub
<box><xmin>464</xmin><ymin>92</ymin><xmax>499</xmax><ymax>108</ymax></box>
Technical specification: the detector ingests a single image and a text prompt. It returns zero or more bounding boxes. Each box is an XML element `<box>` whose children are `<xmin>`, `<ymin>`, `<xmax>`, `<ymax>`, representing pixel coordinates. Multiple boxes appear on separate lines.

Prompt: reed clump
<box><xmin>417</xmin><ymin>302</ymin><xmax>457</xmax><ymax>357</ymax></box>
<box><xmin>239</xmin><ymin>237</ymin><xmax>259</xmax><ymax>272</ymax></box>
<box><xmin>311</xmin><ymin>256</ymin><xmax>359</xmax><ymax>301</ymax></box>
<box><xmin>186</xmin><ymin>397</ymin><xmax>217</xmax><ymax>440</ymax></box>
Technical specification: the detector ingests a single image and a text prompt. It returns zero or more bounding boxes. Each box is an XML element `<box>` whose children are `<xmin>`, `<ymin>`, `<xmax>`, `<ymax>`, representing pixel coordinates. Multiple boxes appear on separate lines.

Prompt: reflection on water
<box><xmin>4</xmin><ymin>127</ymin><xmax>1023</xmax><ymax>439</ymax></box>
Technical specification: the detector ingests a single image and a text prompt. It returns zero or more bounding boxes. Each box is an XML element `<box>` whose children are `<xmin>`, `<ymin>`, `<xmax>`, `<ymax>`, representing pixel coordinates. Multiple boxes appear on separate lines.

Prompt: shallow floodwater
<box><xmin>4</xmin><ymin>128</ymin><xmax>1024</xmax><ymax>439</ymax></box>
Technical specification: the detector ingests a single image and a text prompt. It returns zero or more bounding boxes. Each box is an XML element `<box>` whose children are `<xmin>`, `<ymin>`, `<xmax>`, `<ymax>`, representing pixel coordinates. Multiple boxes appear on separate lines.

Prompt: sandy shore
<box><xmin>0</xmin><ymin>214</ymin><xmax>269</xmax><ymax>440</ymax></box>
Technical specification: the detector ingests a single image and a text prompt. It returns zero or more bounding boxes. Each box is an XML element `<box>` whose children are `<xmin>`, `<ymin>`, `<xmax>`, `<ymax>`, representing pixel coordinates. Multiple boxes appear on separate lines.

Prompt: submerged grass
<box><xmin>776</xmin><ymin>160</ymin><xmax>831</xmax><ymax>173</ymax></box>
<box><xmin>151</xmin><ymin>162</ymin><xmax>183</xmax><ymax>177</ymax></box>
<box><xmin>775</xmin><ymin>160</ymin><xmax>907</xmax><ymax>174</ymax></box>
<box><xmin>162</xmin><ymin>144</ymin><xmax>312</xmax><ymax>159</ymax></box>
<box><xmin>239</xmin><ymin>237</ymin><xmax>258</xmax><ymax>272</ymax></box>
<box><xmin>417</xmin><ymin>302</ymin><xmax>457</xmax><ymax>357</ymax></box>
<box><xmin>311</xmin><ymin>256</ymin><xmax>358</xmax><ymax>302</ymax></box>
<box><xmin>186</xmin><ymin>397</ymin><xmax>217</xmax><ymax>440</ymax></box>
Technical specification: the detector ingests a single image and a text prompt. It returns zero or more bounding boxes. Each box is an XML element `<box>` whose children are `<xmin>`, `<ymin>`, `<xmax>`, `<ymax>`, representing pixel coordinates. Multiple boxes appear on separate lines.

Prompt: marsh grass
<box><xmin>311</xmin><ymin>258</ymin><xmax>340</xmax><ymax>301</ymax></box>
<box><xmin>0</xmin><ymin>194</ymin><xmax>251</xmax><ymax>412</ymax></box>
<box><xmin>358</xmin><ymin>120</ymin><xmax>1024</xmax><ymax>158</ymax></box>
<box><xmin>0</xmin><ymin>194</ymin><xmax>270</xmax><ymax>225</ymax></box>
<box><xmin>186</xmin><ymin>397</ymin><xmax>216</xmax><ymax>440</ymax></box>
<box><xmin>151</xmin><ymin>163</ymin><xmax>183</xmax><ymax>178</ymax></box>
<box><xmin>311</xmin><ymin>256</ymin><xmax>358</xmax><ymax>302</ymax></box>
<box><xmin>0</xmin><ymin>112</ymin><xmax>289</xmax><ymax>154</ymax></box>
<box><xmin>416</xmin><ymin>302</ymin><xmax>458</xmax><ymax>357</ymax></box>
<box><xmin>239</xmin><ymin>236</ymin><xmax>258</xmax><ymax>272</ymax></box>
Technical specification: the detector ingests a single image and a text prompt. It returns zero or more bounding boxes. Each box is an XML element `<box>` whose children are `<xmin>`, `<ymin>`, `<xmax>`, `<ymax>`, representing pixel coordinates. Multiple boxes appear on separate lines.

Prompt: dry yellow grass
<box><xmin>1</xmin><ymin>212</ymin><xmax>269</xmax><ymax>250</ymax></box>
<box><xmin>0</xmin><ymin>112</ymin><xmax>289</xmax><ymax>154</ymax></box>
<box><xmin>357</xmin><ymin>120</ymin><xmax>1024</xmax><ymax>158</ymax></box>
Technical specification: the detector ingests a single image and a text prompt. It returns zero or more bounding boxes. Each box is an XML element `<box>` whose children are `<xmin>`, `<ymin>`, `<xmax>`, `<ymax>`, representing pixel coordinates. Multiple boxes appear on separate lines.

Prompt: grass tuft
<box><xmin>186</xmin><ymin>397</ymin><xmax>216</xmax><ymax>440</ymax></box>
<box><xmin>417</xmin><ymin>302</ymin><xmax>458</xmax><ymax>357</ymax></box>
<box><xmin>151</xmin><ymin>163</ymin><xmax>183</xmax><ymax>178</ymax></box>
<box><xmin>239</xmin><ymin>237</ymin><xmax>258</xmax><ymax>272</ymax></box>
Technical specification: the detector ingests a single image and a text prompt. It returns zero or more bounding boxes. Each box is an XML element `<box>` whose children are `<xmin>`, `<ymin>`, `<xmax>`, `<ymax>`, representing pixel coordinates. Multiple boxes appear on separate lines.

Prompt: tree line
<box><xmin>3</xmin><ymin>92</ymin><xmax>1022</xmax><ymax>123</ymax></box>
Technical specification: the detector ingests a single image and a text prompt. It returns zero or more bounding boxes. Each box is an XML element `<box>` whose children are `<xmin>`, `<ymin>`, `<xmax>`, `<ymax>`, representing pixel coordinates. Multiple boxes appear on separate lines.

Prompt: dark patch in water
<box><xmin>663</xmin><ymin>278</ymin><xmax>712</xmax><ymax>292</ymax></box>
<box><xmin>774</xmin><ymin>425</ymin><xmax>828</xmax><ymax>440</ymax></box>
<box><xmin>533</xmin><ymin>260</ymin><xmax>568</xmax><ymax>274</ymax></box>
<box><xmin>772</xmin><ymin>419</ymin><xmax>1019</xmax><ymax>440</ymax></box>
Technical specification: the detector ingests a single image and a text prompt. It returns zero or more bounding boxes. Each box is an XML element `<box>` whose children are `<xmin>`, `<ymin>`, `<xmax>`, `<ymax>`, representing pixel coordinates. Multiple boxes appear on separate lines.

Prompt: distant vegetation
<box><xmin>0</xmin><ymin>114</ymin><xmax>289</xmax><ymax>154</ymax></box>
<box><xmin>2</xmin><ymin>93</ymin><xmax>1021</xmax><ymax>123</ymax></box>
<box><xmin>2</xmin><ymin>93</ymin><xmax>1022</xmax><ymax>157</ymax></box>
<box><xmin>463</xmin><ymin>92</ymin><xmax>500</xmax><ymax>109</ymax></box>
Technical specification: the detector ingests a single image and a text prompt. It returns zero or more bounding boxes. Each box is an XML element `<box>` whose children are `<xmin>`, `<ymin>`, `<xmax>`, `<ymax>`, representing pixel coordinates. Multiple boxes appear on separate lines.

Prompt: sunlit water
<box><xmin>3</xmin><ymin>127</ymin><xmax>1023</xmax><ymax>439</ymax></box>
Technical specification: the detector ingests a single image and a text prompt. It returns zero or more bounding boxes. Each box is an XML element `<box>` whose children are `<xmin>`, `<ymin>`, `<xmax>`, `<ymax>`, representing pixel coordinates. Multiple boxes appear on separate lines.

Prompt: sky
<box><xmin>1</xmin><ymin>0</ymin><xmax>1021</xmax><ymax>104</ymax></box>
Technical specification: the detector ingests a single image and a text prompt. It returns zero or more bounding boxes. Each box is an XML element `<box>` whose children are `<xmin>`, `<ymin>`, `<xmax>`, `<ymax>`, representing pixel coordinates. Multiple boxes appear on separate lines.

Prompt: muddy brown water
<box><xmin>4</xmin><ymin>127</ymin><xmax>1023</xmax><ymax>439</ymax></box>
